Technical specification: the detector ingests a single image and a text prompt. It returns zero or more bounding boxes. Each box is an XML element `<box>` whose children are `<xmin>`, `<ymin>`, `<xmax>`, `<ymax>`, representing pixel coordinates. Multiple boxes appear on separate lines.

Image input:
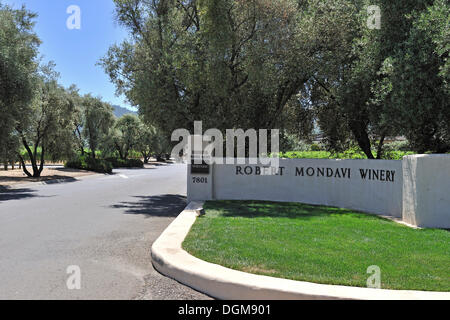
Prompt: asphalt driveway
<box><xmin>0</xmin><ymin>163</ymin><xmax>210</xmax><ymax>300</ymax></box>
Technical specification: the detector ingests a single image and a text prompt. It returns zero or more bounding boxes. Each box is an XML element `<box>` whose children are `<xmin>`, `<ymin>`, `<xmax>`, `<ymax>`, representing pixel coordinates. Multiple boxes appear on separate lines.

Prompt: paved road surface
<box><xmin>0</xmin><ymin>164</ymin><xmax>210</xmax><ymax>300</ymax></box>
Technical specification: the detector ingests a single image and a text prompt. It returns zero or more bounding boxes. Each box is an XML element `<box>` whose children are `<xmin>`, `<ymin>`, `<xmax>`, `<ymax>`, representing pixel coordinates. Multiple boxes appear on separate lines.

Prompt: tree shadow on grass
<box><xmin>111</xmin><ymin>194</ymin><xmax>187</xmax><ymax>217</ymax></box>
<box><xmin>205</xmin><ymin>200</ymin><xmax>383</xmax><ymax>221</ymax></box>
<box><xmin>0</xmin><ymin>186</ymin><xmax>37</xmax><ymax>202</ymax></box>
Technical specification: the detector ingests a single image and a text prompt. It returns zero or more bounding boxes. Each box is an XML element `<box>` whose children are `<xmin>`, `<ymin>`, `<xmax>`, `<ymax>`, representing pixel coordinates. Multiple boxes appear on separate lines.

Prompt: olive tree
<box><xmin>0</xmin><ymin>3</ymin><xmax>40</xmax><ymax>166</ymax></box>
<box><xmin>81</xmin><ymin>95</ymin><xmax>115</xmax><ymax>159</ymax></box>
<box><xmin>15</xmin><ymin>64</ymin><xmax>76</xmax><ymax>177</ymax></box>
<box><xmin>111</xmin><ymin>114</ymin><xmax>141</xmax><ymax>160</ymax></box>
<box><xmin>135</xmin><ymin>120</ymin><xmax>158</xmax><ymax>164</ymax></box>
<box><xmin>100</xmin><ymin>0</ymin><xmax>318</xmax><ymax>137</ymax></box>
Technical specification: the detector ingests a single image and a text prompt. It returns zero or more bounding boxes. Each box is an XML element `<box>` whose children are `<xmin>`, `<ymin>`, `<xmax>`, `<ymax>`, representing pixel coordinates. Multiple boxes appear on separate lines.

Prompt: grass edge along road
<box><xmin>183</xmin><ymin>201</ymin><xmax>450</xmax><ymax>292</ymax></box>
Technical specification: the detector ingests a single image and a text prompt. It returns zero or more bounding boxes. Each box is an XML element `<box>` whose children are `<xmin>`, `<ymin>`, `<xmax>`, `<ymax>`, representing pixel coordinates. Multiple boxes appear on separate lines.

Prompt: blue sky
<box><xmin>4</xmin><ymin>0</ymin><xmax>134</xmax><ymax>109</ymax></box>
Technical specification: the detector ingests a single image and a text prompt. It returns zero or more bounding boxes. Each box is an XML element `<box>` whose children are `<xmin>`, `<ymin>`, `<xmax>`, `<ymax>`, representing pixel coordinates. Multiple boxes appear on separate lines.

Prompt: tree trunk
<box><xmin>75</xmin><ymin>127</ymin><xmax>85</xmax><ymax>155</ymax></box>
<box><xmin>357</xmin><ymin>138</ymin><xmax>374</xmax><ymax>159</ymax></box>
<box><xmin>3</xmin><ymin>163</ymin><xmax>7</xmax><ymax>171</ymax></box>
<box><xmin>156</xmin><ymin>154</ymin><xmax>165</xmax><ymax>162</ymax></box>
<box><xmin>18</xmin><ymin>155</ymin><xmax>32</xmax><ymax>177</ymax></box>
<box><xmin>38</xmin><ymin>145</ymin><xmax>45</xmax><ymax>176</ymax></box>
<box><xmin>20</xmin><ymin>136</ymin><xmax>42</xmax><ymax>177</ymax></box>
<box><xmin>349</xmin><ymin>121</ymin><xmax>374</xmax><ymax>159</ymax></box>
<box><xmin>376</xmin><ymin>134</ymin><xmax>386</xmax><ymax>160</ymax></box>
<box><xmin>89</xmin><ymin>136</ymin><xmax>97</xmax><ymax>159</ymax></box>
<box><xmin>30</xmin><ymin>155</ymin><xmax>39</xmax><ymax>177</ymax></box>
<box><xmin>32</xmin><ymin>140</ymin><xmax>40</xmax><ymax>177</ymax></box>
<box><xmin>142</xmin><ymin>152</ymin><xmax>150</xmax><ymax>164</ymax></box>
<box><xmin>116</xmin><ymin>143</ymin><xmax>125</xmax><ymax>160</ymax></box>
<box><xmin>21</xmin><ymin>138</ymin><xmax>39</xmax><ymax>177</ymax></box>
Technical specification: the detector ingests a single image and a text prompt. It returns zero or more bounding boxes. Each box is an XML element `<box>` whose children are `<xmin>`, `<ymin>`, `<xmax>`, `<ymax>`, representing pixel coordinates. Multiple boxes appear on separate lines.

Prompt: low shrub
<box><xmin>105</xmin><ymin>157</ymin><xmax>144</xmax><ymax>168</ymax></box>
<box><xmin>309</xmin><ymin>143</ymin><xmax>323</xmax><ymax>151</ymax></box>
<box><xmin>65</xmin><ymin>155</ymin><xmax>113</xmax><ymax>174</ymax></box>
<box><xmin>384</xmin><ymin>141</ymin><xmax>412</xmax><ymax>152</ymax></box>
<box><xmin>155</xmin><ymin>154</ymin><xmax>166</xmax><ymax>162</ymax></box>
<box><xmin>382</xmin><ymin>150</ymin><xmax>415</xmax><ymax>160</ymax></box>
<box><xmin>278</xmin><ymin>151</ymin><xmax>330</xmax><ymax>159</ymax></box>
<box><xmin>65</xmin><ymin>158</ymin><xmax>83</xmax><ymax>169</ymax></box>
<box><xmin>126</xmin><ymin>158</ymin><xmax>144</xmax><ymax>168</ymax></box>
<box><xmin>277</xmin><ymin>150</ymin><xmax>415</xmax><ymax>160</ymax></box>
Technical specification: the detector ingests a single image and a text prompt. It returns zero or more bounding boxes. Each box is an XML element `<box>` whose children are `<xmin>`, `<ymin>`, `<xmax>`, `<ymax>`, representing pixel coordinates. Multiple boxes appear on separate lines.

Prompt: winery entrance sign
<box><xmin>187</xmin><ymin>155</ymin><xmax>450</xmax><ymax>229</ymax></box>
<box><xmin>234</xmin><ymin>165</ymin><xmax>397</xmax><ymax>183</ymax></box>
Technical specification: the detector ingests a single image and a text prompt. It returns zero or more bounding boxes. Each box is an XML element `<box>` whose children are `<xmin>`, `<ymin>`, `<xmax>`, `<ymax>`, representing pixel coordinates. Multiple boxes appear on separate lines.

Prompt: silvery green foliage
<box><xmin>101</xmin><ymin>0</ymin><xmax>320</xmax><ymax>137</ymax></box>
<box><xmin>111</xmin><ymin>114</ymin><xmax>142</xmax><ymax>160</ymax></box>
<box><xmin>81</xmin><ymin>95</ymin><xmax>115</xmax><ymax>159</ymax></box>
<box><xmin>102</xmin><ymin>0</ymin><xmax>448</xmax><ymax>157</ymax></box>
<box><xmin>315</xmin><ymin>0</ymin><xmax>449</xmax><ymax>157</ymax></box>
<box><xmin>0</xmin><ymin>3</ymin><xmax>40</xmax><ymax>160</ymax></box>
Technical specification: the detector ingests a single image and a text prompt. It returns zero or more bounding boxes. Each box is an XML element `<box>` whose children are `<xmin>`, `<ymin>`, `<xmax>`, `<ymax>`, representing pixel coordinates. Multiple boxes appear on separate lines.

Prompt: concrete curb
<box><xmin>151</xmin><ymin>202</ymin><xmax>450</xmax><ymax>300</ymax></box>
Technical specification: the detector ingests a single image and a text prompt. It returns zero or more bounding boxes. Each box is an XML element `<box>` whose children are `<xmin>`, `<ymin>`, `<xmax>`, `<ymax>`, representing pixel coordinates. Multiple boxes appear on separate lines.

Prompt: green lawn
<box><xmin>183</xmin><ymin>201</ymin><xmax>450</xmax><ymax>292</ymax></box>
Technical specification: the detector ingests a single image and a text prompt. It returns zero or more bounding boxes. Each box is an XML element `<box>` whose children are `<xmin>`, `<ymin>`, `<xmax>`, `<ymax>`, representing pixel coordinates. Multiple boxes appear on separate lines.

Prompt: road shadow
<box><xmin>111</xmin><ymin>194</ymin><xmax>187</xmax><ymax>217</ymax></box>
<box><xmin>52</xmin><ymin>168</ymin><xmax>84</xmax><ymax>173</ymax></box>
<box><xmin>116</xmin><ymin>167</ymin><xmax>157</xmax><ymax>170</ymax></box>
<box><xmin>0</xmin><ymin>175</ymin><xmax>78</xmax><ymax>185</ymax></box>
<box><xmin>0</xmin><ymin>186</ymin><xmax>37</xmax><ymax>202</ymax></box>
<box><xmin>147</xmin><ymin>161</ymin><xmax>175</xmax><ymax>167</ymax></box>
<box><xmin>41</xmin><ymin>177</ymin><xmax>77</xmax><ymax>185</ymax></box>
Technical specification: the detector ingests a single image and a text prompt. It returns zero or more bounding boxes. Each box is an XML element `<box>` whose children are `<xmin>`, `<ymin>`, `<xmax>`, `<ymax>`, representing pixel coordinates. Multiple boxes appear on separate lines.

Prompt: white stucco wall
<box><xmin>402</xmin><ymin>155</ymin><xmax>450</xmax><ymax>228</ymax></box>
<box><xmin>188</xmin><ymin>158</ymin><xmax>403</xmax><ymax>218</ymax></box>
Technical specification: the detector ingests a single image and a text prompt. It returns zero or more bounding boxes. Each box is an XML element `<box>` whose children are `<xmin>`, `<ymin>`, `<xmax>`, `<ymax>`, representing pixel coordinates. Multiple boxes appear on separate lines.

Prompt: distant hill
<box><xmin>112</xmin><ymin>105</ymin><xmax>137</xmax><ymax>118</ymax></box>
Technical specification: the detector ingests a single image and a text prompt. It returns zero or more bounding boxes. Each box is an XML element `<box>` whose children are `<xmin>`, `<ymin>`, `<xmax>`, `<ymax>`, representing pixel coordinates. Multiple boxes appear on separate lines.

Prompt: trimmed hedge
<box><xmin>277</xmin><ymin>150</ymin><xmax>415</xmax><ymax>160</ymax></box>
<box><xmin>65</xmin><ymin>156</ymin><xmax>113</xmax><ymax>174</ymax></box>
<box><xmin>105</xmin><ymin>157</ymin><xmax>144</xmax><ymax>168</ymax></box>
